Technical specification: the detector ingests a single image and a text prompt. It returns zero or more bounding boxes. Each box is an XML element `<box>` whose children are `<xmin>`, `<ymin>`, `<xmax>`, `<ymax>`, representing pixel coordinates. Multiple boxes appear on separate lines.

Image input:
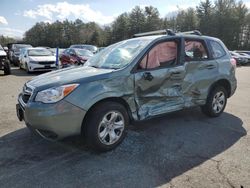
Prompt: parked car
<box><xmin>235</xmin><ymin>50</ymin><xmax>250</xmax><ymax>56</ymax></box>
<box><xmin>19</xmin><ymin>47</ymin><xmax>56</xmax><ymax>73</ymax></box>
<box><xmin>70</xmin><ymin>44</ymin><xmax>98</xmax><ymax>54</ymax></box>
<box><xmin>59</xmin><ymin>48</ymin><xmax>93</xmax><ymax>68</ymax></box>
<box><xmin>7</xmin><ymin>43</ymin><xmax>32</xmax><ymax>66</ymax></box>
<box><xmin>3</xmin><ymin>46</ymin><xmax>8</xmax><ymax>53</ymax></box>
<box><xmin>229</xmin><ymin>51</ymin><xmax>248</xmax><ymax>65</ymax></box>
<box><xmin>17</xmin><ymin>30</ymin><xmax>237</xmax><ymax>151</ymax></box>
<box><xmin>0</xmin><ymin>45</ymin><xmax>11</xmax><ymax>75</ymax></box>
<box><xmin>97</xmin><ymin>47</ymin><xmax>105</xmax><ymax>53</ymax></box>
<box><xmin>237</xmin><ymin>52</ymin><xmax>250</xmax><ymax>63</ymax></box>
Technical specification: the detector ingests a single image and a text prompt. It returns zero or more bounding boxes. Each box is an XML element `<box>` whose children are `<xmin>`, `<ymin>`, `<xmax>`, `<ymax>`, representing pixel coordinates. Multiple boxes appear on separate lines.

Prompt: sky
<box><xmin>0</xmin><ymin>0</ymin><xmax>250</xmax><ymax>38</ymax></box>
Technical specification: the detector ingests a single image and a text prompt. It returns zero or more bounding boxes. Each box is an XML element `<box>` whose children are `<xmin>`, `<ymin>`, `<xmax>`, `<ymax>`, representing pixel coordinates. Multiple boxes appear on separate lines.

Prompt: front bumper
<box><xmin>17</xmin><ymin>94</ymin><xmax>86</xmax><ymax>140</ymax></box>
<box><xmin>28</xmin><ymin>63</ymin><xmax>57</xmax><ymax>72</ymax></box>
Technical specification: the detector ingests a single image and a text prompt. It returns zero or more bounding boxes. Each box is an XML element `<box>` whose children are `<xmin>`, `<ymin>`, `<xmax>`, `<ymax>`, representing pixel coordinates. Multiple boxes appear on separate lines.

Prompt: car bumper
<box><xmin>17</xmin><ymin>94</ymin><xmax>86</xmax><ymax>140</ymax></box>
<box><xmin>230</xmin><ymin>79</ymin><xmax>237</xmax><ymax>97</ymax></box>
<box><xmin>28</xmin><ymin>63</ymin><xmax>57</xmax><ymax>72</ymax></box>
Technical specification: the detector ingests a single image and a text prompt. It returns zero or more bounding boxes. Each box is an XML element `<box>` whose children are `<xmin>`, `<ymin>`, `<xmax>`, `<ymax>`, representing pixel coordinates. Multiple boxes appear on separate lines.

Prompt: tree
<box><xmin>111</xmin><ymin>13</ymin><xmax>130</xmax><ymax>43</ymax></box>
<box><xmin>175</xmin><ymin>8</ymin><xmax>198</xmax><ymax>32</ymax></box>
<box><xmin>196</xmin><ymin>0</ymin><xmax>215</xmax><ymax>35</ymax></box>
<box><xmin>144</xmin><ymin>6</ymin><xmax>162</xmax><ymax>31</ymax></box>
<box><xmin>128</xmin><ymin>6</ymin><xmax>146</xmax><ymax>36</ymax></box>
<box><xmin>0</xmin><ymin>35</ymin><xmax>16</xmax><ymax>46</ymax></box>
<box><xmin>22</xmin><ymin>4</ymin><xmax>250</xmax><ymax>50</ymax></box>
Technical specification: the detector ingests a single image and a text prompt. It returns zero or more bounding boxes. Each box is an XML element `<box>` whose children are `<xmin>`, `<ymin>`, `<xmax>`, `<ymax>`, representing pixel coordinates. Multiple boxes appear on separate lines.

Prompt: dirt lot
<box><xmin>0</xmin><ymin>67</ymin><xmax>249</xmax><ymax>188</ymax></box>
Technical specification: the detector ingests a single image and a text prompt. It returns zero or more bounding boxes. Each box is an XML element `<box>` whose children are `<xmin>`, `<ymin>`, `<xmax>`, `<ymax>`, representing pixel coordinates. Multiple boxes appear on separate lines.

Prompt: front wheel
<box><xmin>84</xmin><ymin>102</ymin><xmax>129</xmax><ymax>152</ymax></box>
<box><xmin>201</xmin><ymin>86</ymin><xmax>227</xmax><ymax>117</ymax></box>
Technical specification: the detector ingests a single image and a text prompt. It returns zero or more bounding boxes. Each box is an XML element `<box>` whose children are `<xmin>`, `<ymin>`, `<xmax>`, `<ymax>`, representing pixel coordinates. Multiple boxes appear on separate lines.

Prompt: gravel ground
<box><xmin>0</xmin><ymin>66</ymin><xmax>249</xmax><ymax>188</ymax></box>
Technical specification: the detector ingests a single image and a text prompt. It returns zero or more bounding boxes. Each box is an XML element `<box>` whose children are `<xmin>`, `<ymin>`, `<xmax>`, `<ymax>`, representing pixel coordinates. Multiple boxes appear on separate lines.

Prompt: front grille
<box><xmin>38</xmin><ymin>61</ymin><xmax>55</xmax><ymax>65</ymax></box>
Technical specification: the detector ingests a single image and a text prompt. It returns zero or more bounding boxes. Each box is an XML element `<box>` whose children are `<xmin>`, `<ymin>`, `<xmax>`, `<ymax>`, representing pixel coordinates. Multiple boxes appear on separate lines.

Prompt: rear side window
<box><xmin>184</xmin><ymin>40</ymin><xmax>208</xmax><ymax>61</ymax></box>
<box><xmin>209</xmin><ymin>41</ymin><xmax>226</xmax><ymax>59</ymax></box>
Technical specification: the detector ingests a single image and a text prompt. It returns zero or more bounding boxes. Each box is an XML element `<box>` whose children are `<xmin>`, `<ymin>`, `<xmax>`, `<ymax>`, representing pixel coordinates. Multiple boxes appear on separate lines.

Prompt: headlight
<box><xmin>35</xmin><ymin>84</ymin><xmax>79</xmax><ymax>103</ymax></box>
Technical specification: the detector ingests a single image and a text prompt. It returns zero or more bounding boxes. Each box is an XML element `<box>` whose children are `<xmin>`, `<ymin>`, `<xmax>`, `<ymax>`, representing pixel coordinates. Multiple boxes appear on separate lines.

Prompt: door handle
<box><xmin>171</xmin><ymin>71</ymin><xmax>182</xmax><ymax>75</ymax></box>
<box><xmin>199</xmin><ymin>64</ymin><xmax>216</xmax><ymax>70</ymax></box>
<box><xmin>205</xmin><ymin>64</ymin><xmax>216</xmax><ymax>69</ymax></box>
<box><xmin>143</xmin><ymin>72</ymin><xmax>154</xmax><ymax>81</ymax></box>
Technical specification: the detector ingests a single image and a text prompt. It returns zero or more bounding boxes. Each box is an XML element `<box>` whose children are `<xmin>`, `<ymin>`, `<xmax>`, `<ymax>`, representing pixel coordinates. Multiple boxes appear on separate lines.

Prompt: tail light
<box><xmin>230</xmin><ymin>58</ymin><xmax>237</xmax><ymax>68</ymax></box>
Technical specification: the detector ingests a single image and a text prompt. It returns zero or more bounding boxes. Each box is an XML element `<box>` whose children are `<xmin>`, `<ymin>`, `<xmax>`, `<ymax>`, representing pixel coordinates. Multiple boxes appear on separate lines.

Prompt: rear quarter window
<box><xmin>209</xmin><ymin>40</ymin><xmax>226</xmax><ymax>59</ymax></box>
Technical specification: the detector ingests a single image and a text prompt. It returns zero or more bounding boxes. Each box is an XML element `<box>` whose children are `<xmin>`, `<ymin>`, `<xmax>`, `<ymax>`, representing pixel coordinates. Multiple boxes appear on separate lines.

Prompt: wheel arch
<box><xmin>208</xmin><ymin>79</ymin><xmax>231</xmax><ymax>99</ymax></box>
<box><xmin>81</xmin><ymin>97</ymin><xmax>133</xmax><ymax>135</ymax></box>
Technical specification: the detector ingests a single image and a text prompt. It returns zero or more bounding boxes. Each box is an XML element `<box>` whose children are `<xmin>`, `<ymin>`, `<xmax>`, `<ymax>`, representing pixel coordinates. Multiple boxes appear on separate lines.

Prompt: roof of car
<box><xmin>128</xmin><ymin>34</ymin><xmax>221</xmax><ymax>44</ymax></box>
<box><xmin>132</xmin><ymin>29</ymin><xmax>222</xmax><ymax>43</ymax></box>
<box><xmin>70</xmin><ymin>44</ymin><xmax>97</xmax><ymax>47</ymax></box>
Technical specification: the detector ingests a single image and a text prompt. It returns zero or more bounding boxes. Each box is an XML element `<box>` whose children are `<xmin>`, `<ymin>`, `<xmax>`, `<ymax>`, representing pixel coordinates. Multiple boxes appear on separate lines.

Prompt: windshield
<box><xmin>14</xmin><ymin>44</ymin><xmax>32</xmax><ymax>51</ymax></box>
<box><xmin>84</xmin><ymin>45</ymin><xmax>97</xmax><ymax>52</ymax></box>
<box><xmin>28</xmin><ymin>49</ymin><xmax>53</xmax><ymax>56</ymax></box>
<box><xmin>75</xmin><ymin>49</ymin><xmax>93</xmax><ymax>57</ymax></box>
<box><xmin>84</xmin><ymin>38</ymin><xmax>152</xmax><ymax>69</ymax></box>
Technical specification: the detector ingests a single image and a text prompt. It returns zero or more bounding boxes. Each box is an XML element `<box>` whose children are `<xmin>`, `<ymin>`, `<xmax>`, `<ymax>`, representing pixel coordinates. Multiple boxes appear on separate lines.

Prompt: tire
<box><xmin>84</xmin><ymin>101</ymin><xmax>129</xmax><ymax>152</ymax></box>
<box><xmin>25</xmin><ymin>63</ymin><xmax>30</xmax><ymax>73</ymax></box>
<box><xmin>201</xmin><ymin>86</ymin><xmax>227</xmax><ymax>117</ymax></box>
<box><xmin>3</xmin><ymin>60</ymin><xmax>11</xmax><ymax>75</ymax></box>
<box><xmin>19</xmin><ymin>62</ymin><xmax>22</xmax><ymax>69</ymax></box>
<box><xmin>13</xmin><ymin>60</ymin><xmax>19</xmax><ymax>66</ymax></box>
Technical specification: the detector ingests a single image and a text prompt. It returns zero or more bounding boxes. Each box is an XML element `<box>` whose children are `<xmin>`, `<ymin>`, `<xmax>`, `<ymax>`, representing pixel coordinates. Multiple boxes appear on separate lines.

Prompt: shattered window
<box><xmin>185</xmin><ymin>40</ymin><xmax>208</xmax><ymax>61</ymax></box>
<box><xmin>140</xmin><ymin>41</ymin><xmax>177</xmax><ymax>69</ymax></box>
<box><xmin>85</xmin><ymin>38</ymin><xmax>153</xmax><ymax>69</ymax></box>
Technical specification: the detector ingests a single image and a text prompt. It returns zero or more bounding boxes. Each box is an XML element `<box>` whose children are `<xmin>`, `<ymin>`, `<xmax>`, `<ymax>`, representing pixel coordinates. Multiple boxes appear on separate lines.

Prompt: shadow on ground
<box><xmin>11</xmin><ymin>67</ymin><xmax>45</xmax><ymax>77</ymax></box>
<box><xmin>0</xmin><ymin>108</ymin><xmax>246</xmax><ymax>187</ymax></box>
<box><xmin>0</xmin><ymin>66</ymin><xmax>48</xmax><ymax>77</ymax></box>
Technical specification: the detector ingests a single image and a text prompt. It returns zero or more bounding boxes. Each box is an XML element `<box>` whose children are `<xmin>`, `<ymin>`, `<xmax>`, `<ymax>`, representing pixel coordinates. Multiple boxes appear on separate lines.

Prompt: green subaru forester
<box><xmin>17</xmin><ymin>30</ymin><xmax>237</xmax><ymax>151</ymax></box>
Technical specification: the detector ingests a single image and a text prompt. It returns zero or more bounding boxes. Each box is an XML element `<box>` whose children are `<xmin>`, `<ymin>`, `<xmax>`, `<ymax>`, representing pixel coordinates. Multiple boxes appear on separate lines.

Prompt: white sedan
<box><xmin>19</xmin><ymin>47</ymin><xmax>57</xmax><ymax>73</ymax></box>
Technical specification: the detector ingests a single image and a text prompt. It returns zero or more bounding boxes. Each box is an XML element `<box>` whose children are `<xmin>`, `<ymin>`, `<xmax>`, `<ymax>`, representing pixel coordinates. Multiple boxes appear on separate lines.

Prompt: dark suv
<box><xmin>17</xmin><ymin>30</ymin><xmax>237</xmax><ymax>151</ymax></box>
<box><xmin>7</xmin><ymin>43</ymin><xmax>32</xmax><ymax>66</ymax></box>
<box><xmin>0</xmin><ymin>44</ymin><xmax>11</xmax><ymax>75</ymax></box>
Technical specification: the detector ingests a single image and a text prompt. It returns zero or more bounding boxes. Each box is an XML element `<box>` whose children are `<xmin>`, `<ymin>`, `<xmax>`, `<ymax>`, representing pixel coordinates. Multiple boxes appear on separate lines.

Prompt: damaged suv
<box><xmin>16</xmin><ymin>30</ymin><xmax>237</xmax><ymax>151</ymax></box>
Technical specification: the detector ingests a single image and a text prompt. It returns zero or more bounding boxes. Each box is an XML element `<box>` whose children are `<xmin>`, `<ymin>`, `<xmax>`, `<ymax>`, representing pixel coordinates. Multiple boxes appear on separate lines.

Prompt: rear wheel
<box><xmin>201</xmin><ymin>86</ymin><xmax>227</xmax><ymax>117</ymax></box>
<box><xmin>3</xmin><ymin>60</ymin><xmax>11</xmax><ymax>75</ymax></box>
<box><xmin>19</xmin><ymin>61</ymin><xmax>22</xmax><ymax>69</ymax></box>
<box><xmin>84</xmin><ymin>101</ymin><xmax>129</xmax><ymax>152</ymax></box>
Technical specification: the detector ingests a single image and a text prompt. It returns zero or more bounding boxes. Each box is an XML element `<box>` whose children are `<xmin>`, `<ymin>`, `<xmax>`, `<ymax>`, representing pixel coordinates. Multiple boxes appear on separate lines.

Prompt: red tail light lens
<box><xmin>230</xmin><ymin>58</ymin><xmax>237</xmax><ymax>68</ymax></box>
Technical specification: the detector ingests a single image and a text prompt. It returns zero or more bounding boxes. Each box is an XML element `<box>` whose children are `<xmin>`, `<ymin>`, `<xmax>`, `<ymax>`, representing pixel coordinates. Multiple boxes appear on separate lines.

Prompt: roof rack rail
<box><xmin>133</xmin><ymin>29</ymin><xmax>175</xmax><ymax>38</ymax></box>
<box><xmin>177</xmin><ymin>30</ymin><xmax>202</xmax><ymax>36</ymax></box>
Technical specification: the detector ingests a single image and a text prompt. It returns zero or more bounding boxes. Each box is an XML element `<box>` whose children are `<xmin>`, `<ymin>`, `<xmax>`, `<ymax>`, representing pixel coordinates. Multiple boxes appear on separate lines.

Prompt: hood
<box><xmin>29</xmin><ymin>56</ymin><xmax>56</xmax><ymax>62</ymax></box>
<box><xmin>0</xmin><ymin>50</ymin><xmax>6</xmax><ymax>56</ymax></box>
<box><xmin>27</xmin><ymin>66</ymin><xmax>113</xmax><ymax>89</ymax></box>
<box><xmin>79</xmin><ymin>55</ymin><xmax>91</xmax><ymax>60</ymax></box>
